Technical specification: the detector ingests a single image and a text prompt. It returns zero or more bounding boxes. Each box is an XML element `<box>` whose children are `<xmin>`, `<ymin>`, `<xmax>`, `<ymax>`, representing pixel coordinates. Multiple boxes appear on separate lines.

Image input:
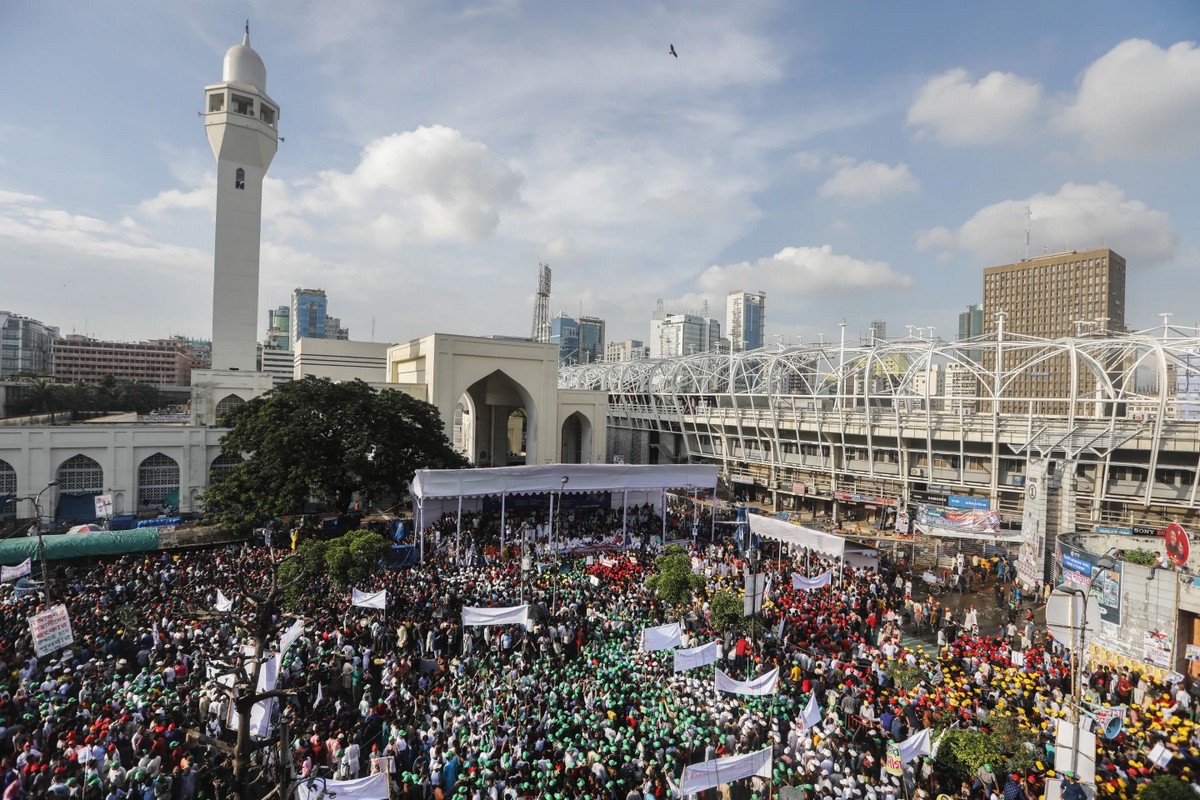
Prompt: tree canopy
<box><xmin>276</xmin><ymin>529</ymin><xmax>391</xmax><ymax>606</ymax></box>
<box><xmin>10</xmin><ymin>374</ymin><xmax>165</xmax><ymax>420</ymax></box>
<box><xmin>646</xmin><ymin>544</ymin><xmax>704</xmax><ymax>607</ymax></box>
<box><xmin>204</xmin><ymin>377</ymin><xmax>467</xmax><ymax>530</ymax></box>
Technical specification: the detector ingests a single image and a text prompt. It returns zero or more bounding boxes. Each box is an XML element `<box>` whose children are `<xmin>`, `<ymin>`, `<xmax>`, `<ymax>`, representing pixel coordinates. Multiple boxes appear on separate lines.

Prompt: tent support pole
<box><xmin>500</xmin><ymin>491</ymin><xmax>507</xmax><ymax>564</ymax></box>
<box><xmin>622</xmin><ymin>489</ymin><xmax>628</xmax><ymax>537</ymax></box>
<box><xmin>661</xmin><ymin>488</ymin><xmax>667</xmax><ymax>544</ymax></box>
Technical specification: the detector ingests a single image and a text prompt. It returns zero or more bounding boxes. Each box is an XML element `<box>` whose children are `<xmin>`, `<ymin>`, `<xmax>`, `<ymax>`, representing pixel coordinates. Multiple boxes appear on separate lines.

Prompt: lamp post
<box><xmin>25</xmin><ymin>480</ymin><xmax>59</xmax><ymax>604</ymax></box>
<box><xmin>552</xmin><ymin>476</ymin><xmax>569</xmax><ymax>614</ymax></box>
<box><xmin>1055</xmin><ymin>553</ymin><xmax>1116</xmax><ymax>780</ymax></box>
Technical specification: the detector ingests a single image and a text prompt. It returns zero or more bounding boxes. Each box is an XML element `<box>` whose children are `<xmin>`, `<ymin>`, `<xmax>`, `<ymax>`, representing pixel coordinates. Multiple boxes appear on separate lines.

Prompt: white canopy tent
<box><xmin>409</xmin><ymin>464</ymin><xmax>720</xmax><ymax>563</ymax></box>
<box><xmin>747</xmin><ymin>514</ymin><xmax>846</xmax><ymax>558</ymax></box>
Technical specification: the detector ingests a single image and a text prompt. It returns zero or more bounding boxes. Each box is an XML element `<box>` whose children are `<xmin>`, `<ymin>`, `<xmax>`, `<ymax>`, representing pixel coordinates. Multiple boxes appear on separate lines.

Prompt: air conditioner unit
<box><xmin>909</xmin><ymin>468</ymin><xmax>925</xmax><ymax>477</ymax></box>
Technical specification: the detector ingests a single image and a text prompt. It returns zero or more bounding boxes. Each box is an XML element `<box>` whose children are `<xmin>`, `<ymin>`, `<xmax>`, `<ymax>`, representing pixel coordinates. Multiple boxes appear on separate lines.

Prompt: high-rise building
<box><xmin>291</xmin><ymin>288</ymin><xmax>329</xmax><ymax>345</ymax></box>
<box><xmin>0</xmin><ymin>312</ymin><xmax>59</xmax><ymax>378</ymax></box>
<box><xmin>982</xmin><ymin>248</ymin><xmax>1126</xmax><ymax>413</ymax></box>
<box><xmin>549</xmin><ymin>313</ymin><xmax>580</xmax><ymax>366</ymax></box>
<box><xmin>650</xmin><ymin>301</ymin><xmax>721</xmax><ymax>358</ymax></box>
<box><xmin>606</xmin><ymin>340</ymin><xmax>649</xmax><ymax>362</ymax></box>
<box><xmin>726</xmin><ymin>291</ymin><xmax>766</xmax><ymax>352</ymax></box>
<box><xmin>957</xmin><ymin>303</ymin><xmax>983</xmax><ymax>363</ymax></box>
<box><xmin>204</xmin><ymin>24</ymin><xmax>279</xmax><ymax>372</ymax></box>
<box><xmin>326</xmin><ymin>316</ymin><xmax>350</xmax><ymax>340</ymax></box>
<box><xmin>265</xmin><ymin>305</ymin><xmax>290</xmax><ymax>350</ymax></box>
<box><xmin>868</xmin><ymin>319</ymin><xmax>886</xmax><ymax>344</ymax></box>
<box><xmin>577</xmin><ymin>316</ymin><xmax>605</xmax><ymax>365</ymax></box>
<box><xmin>52</xmin><ymin>336</ymin><xmax>192</xmax><ymax>386</ymax></box>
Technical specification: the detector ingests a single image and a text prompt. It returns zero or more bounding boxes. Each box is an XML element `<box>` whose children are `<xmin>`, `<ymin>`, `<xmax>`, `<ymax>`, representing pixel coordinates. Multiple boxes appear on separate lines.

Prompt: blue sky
<box><xmin>2</xmin><ymin>1</ymin><xmax>1198</xmax><ymax>347</ymax></box>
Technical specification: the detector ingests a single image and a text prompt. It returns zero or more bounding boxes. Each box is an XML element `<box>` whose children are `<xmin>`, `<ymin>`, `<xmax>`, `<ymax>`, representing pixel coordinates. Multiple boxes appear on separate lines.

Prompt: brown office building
<box><xmin>52</xmin><ymin>336</ymin><xmax>193</xmax><ymax>387</ymax></box>
<box><xmin>982</xmin><ymin>248</ymin><xmax>1126</xmax><ymax>414</ymax></box>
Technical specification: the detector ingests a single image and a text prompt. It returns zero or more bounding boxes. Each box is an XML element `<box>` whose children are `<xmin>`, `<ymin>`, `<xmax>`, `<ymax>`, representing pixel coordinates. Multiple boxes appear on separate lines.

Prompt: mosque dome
<box><xmin>222</xmin><ymin>27</ymin><xmax>267</xmax><ymax>92</ymax></box>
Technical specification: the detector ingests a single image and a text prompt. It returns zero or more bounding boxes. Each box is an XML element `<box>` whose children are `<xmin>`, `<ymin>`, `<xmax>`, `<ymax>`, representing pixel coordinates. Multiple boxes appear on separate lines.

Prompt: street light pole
<box><xmin>28</xmin><ymin>480</ymin><xmax>59</xmax><ymax>604</ymax></box>
<box><xmin>1057</xmin><ymin>554</ymin><xmax>1115</xmax><ymax>781</ymax></box>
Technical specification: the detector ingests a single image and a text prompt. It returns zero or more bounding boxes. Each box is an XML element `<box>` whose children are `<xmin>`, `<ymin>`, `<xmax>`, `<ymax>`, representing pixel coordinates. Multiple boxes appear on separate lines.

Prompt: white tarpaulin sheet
<box><xmin>748</xmin><ymin>515</ymin><xmax>845</xmax><ymax>559</ymax></box>
<box><xmin>642</xmin><ymin>622</ymin><xmax>682</xmax><ymax>652</ymax></box>
<box><xmin>462</xmin><ymin>605</ymin><xmax>531</xmax><ymax>627</ymax></box>
<box><xmin>844</xmin><ymin>547</ymin><xmax>879</xmax><ymax>571</ymax></box>
<box><xmin>680</xmin><ymin>746</ymin><xmax>772</xmax><ymax>795</ymax></box>
<box><xmin>351</xmin><ymin>589</ymin><xmax>387</xmax><ymax>610</ymax></box>
<box><xmin>295</xmin><ymin>772</ymin><xmax>389</xmax><ymax>800</ymax></box>
<box><xmin>791</xmin><ymin>571</ymin><xmax>832</xmax><ymax>591</ymax></box>
<box><xmin>674</xmin><ymin>641</ymin><xmax>719</xmax><ymax>672</ymax></box>
<box><xmin>411</xmin><ymin>463</ymin><xmax>719</xmax><ymax>499</ymax></box>
<box><xmin>716</xmin><ymin>667</ymin><xmax>779</xmax><ymax>696</ymax></box>
<box><xmin>214</xmin><ymin>590</ymin><xmax>233</xmax><ymax>612</ymax></box>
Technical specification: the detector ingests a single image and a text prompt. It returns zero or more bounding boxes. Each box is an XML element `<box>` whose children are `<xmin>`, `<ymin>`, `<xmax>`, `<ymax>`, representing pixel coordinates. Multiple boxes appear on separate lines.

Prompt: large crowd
<box><xmin>1</xmin><ymin>500</ymin><xmax>1198</xmax><ymax>800</ymax></box>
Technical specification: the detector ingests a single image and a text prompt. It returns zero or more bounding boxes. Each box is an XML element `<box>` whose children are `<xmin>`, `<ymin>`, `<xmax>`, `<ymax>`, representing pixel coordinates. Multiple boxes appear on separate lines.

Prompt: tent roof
<box><xmin>747</xmin><ymin>514</ymin><xmax>846</xmax><ymax>559</ymax></box>
<box><xmin>411</xmin><ymin>463</ymin><xmax>720</xmax><ymax>501</ymax></box>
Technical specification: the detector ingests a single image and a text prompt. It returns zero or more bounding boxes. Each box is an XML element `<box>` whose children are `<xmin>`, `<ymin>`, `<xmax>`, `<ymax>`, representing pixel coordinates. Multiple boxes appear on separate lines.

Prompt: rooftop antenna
<box><xmin>1024</xmin><ymin>205</ymin><xmax>1031</xmax><ymax>260</ymax></box>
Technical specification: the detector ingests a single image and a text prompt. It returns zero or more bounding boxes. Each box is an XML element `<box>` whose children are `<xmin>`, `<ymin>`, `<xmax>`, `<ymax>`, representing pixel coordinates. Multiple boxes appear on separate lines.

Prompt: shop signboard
<box><xmin>916</xmin><ymin>505</ymin><xmax>1001</xmax><ymax>534</ymax></box>
<box><xmin>1095</xmin><ymin>525</ymin><xmax>1133</xmax><ymax>536</ymax></box>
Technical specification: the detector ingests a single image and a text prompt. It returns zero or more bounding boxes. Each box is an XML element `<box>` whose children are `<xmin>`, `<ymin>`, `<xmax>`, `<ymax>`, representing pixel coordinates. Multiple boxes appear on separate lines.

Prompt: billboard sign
<box><xmin>1058</xmin><ymin>545</ymin><xmax>1122</xmax><ymax>626</ymax></box>
<box><xmin>916</xmin><ymin>504</ymin><xmax>1001</xmax><ymax>534</ymax></box>
<box><xmin>948</xmin><ymin>495</ymin><xmax>990</xmax><ymax>510</ymax></box>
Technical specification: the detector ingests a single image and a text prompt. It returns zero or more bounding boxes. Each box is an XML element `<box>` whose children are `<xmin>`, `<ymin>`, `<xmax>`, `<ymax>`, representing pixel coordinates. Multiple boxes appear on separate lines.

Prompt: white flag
<box><xmin>898</xmin><ymin>729</ymin><xmax>933</xmax><ymax>764</ymax></box>
<box><xmin>215</xmin><ymin>590</ymin><xmax>233</xmax><ymax>612</ymax></box>
<box><xmin>315</xmin><ymin>683</ymin><xmax>324</xmax><ymax>708</ymax></box>
<box><xmin>715</xmin><ymin>667</ymin><xmax>780</xmax><ymax>696</ymax></box>
<box><xmin>798</xmin><ymin>694</ymin><xmax>822</xmax><ymax>729</ymax></box>
<box><xmin>351</xmin><ymin>588</ymin><xmax>387</xmax><ymax>610</ymax></box>
<box><xmin>1</xmin><ymin>558</ymin><xmax>32</xmax><ymax>583</ymax></box>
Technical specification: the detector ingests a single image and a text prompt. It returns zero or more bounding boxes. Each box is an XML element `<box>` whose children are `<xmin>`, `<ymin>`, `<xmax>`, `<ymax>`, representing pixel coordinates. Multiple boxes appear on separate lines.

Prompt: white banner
<box><xmin>247</xmin><ymin>654</ymin><xmax>279</xmax><ymax>740</ymax></box>
<box><xmin>673</xmin><ymin>641</ymin><xmax>719</xmax><ymax>672</ymax></box>
<box><xmin>30</xmin><ymin>605</ymin><xmax>74</xmax><ymax>657</ymax></box>
<box><xmin>279</xmin><ymin>619</ymin><xmax>305</xmax><ymax>658</ymax></box>
<box><xmin>94</xmin><ymin>494</ymin><xmax>113</xmax><ymax>518</ymax></box>
<box><xmin>791</xmin><ymin>571</ymin><xmax>832</xmax><ymax>591</ymax></box>
<box><xmin>716</xmin><ymin>667</ymin><xmax>779</xmax><ymax>696</ymax></box>
<box><xmin>215</xmin><ymin>590</ymin><xmax>233</xmax><ymax>612</ymax></box>
<box><xmin>351</xmin><ymin>589</ymin><xmax>387</xmax><ymax>610</ymax></box>
<box><xmin>641</xmin><ymin>622</ymin><xmax>682</xmax><ymax>652</ymax></box>
<box><xmin>462</xmin><ymin>605</ymin><xmax>531</xmax><ymax>627</ymax></box>
<box><xmin>743</xmin><ymin>572</ymin><xmax>767</xmax><ymax>616</ymax></box>
<box><xmin>294</xmin><ymin>772</ymin><xmax>389</xmax><ymax>800</ymax></box>
<box><xmin>680</xmin><ymin>746</ymin><xmax>772</xmax><ymax>796</ymax></box>
<box><xmin>1</xmin><ymin>558</ymin><xmax>31</xmax><ymax>583</ymax></box>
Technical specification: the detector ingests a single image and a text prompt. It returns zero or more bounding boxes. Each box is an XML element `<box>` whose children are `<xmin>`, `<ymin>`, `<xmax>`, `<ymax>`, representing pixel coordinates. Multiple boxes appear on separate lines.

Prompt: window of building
<box><xmin>231</xmin><ymin>94</ymin><xmax>254</xmax><ymax>116</ymax></box>
<box><xmin>137</xmin><ymin>453</ymin><xmax>180</xmax><ymax>509</ymax></box>
<box><xmin>56</xmin><ymin>454</ymin><xmax>103</xmax><ymax>494</ymax></box>
<box><xmin>208</xmin><ymin>92</ymin><xmax>225</xmax><ymax>112</ymax></box>
<box><xmin>259</xmin><ymin>105</ymin><xmax>276</xmax><ymax>126</ymax></box>
<box><xmin>235</xmin><ymin>168</ymin><xmax>245</xmax><ymax>190</ymax></box>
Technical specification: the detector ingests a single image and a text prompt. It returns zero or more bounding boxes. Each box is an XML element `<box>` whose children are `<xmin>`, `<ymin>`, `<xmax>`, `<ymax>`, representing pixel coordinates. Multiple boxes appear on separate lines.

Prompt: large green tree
<box><xmin>205</xmin><ymin>377</ymin><xmax>466</xmax><ymax>530</ymax></box>
<box><xmin>647</xmin><ymin>544</ymin><xmax>705</xmax><ymax>607</ymax></box>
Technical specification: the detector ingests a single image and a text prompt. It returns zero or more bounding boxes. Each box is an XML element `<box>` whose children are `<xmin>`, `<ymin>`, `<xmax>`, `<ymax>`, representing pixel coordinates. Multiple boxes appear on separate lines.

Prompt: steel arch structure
<box><xmin>561</xmin><ymin>329</ymin><xmax>1200</xmax><ymax>530</ymax></box>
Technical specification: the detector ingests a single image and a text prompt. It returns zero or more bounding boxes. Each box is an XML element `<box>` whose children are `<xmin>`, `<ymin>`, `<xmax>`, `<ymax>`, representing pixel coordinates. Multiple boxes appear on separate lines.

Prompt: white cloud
<box><xmin>698</xmin><ymin>245</ymin><xmax>913</xmax><ymax>298</ymax></box>
<box><xmin>295</xmin><ymin>126</ymin><xmax>524</xmax><ymax>245</ymax></box>
<box><xmin>818</xmin><ymin>160</ymin><xmax>920</xmax><ymax>204</ymax></box>
<box><xmin>907</xmin><ymin>68</ymin><xmax>1043</xmax><ymax>145</ymax></box>
<box><xmin>1055</xmin><ymin>39</ymin><xmax>1200</xmax><ymax>158</ymax></box>
<box><xmin>917</xmin><ymin>182</ymin><xmax>1178</xmax><ymax>267</ymax></box>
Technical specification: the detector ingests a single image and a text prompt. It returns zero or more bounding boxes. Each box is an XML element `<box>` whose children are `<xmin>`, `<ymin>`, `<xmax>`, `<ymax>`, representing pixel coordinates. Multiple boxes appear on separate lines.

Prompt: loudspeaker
<box><xmin>1103</xmin><ymin>715</ymin><xmax>1123</xmax><ymax>739</ymax></box>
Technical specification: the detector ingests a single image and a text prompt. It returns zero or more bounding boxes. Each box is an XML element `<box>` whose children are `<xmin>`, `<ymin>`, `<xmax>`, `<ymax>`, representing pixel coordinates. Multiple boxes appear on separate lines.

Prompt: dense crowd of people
<box><xmin>1</xmin><ymin>499</ymin><xmax>1197</xmax><ymax>800</ymax></box>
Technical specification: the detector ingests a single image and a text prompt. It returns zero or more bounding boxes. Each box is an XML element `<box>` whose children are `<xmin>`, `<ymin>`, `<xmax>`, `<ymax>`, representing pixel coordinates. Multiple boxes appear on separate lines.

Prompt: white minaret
<box><xmin>204</xmin><ymin>23</ymin><xmax>278</xmax><ymax>372</ymax></box>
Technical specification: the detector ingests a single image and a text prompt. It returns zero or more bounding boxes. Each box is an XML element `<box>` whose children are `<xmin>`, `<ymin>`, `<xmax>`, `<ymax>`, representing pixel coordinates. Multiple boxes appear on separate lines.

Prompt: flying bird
<box><xmin>669</xmin><ymin>44</ymin><xmax>677</xmax><ymax>58</ymax></box>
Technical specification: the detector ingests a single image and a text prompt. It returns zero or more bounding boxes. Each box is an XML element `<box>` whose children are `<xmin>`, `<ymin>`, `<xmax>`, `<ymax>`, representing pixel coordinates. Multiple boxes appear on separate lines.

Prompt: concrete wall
<box><xmin>0</xmin><ymin>424</ymin><xmax>229</xmax><ymax>518</ymax></box>
<box><xmin>295</xmin><ymin>338</ymin><xmax>391</xmax><ymax>382</ymax></box>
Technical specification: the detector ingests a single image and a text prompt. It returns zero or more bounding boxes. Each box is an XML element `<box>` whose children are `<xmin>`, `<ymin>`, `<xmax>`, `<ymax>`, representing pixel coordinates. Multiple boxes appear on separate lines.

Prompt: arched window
<box><xmin>209</xmin><ymin>453</ymin><xmax>243</xmax><ymax>481</ymax></box>
<box><xmin>137</xmin><ymin>453</ymin><xmax>180</xmax><ymax>509</ymax></box>
<box><xmin>235</xmin><ymin>168</ymin><xmax>245</xmax><ymax>190</ymax></box>
<box><xmin>0</xmin><ymin>459</ymin><xmax>16</xmax><ymax>520</ymax></box>
<box><xmin>56</xmin><ymin>455</ymin><xmax>103</xmax><ymax>494</ymax></box>
<box><xmin>215</xmin><ymin>394</ymin><xmax>246</xmax><ymax>425</ymax></box>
